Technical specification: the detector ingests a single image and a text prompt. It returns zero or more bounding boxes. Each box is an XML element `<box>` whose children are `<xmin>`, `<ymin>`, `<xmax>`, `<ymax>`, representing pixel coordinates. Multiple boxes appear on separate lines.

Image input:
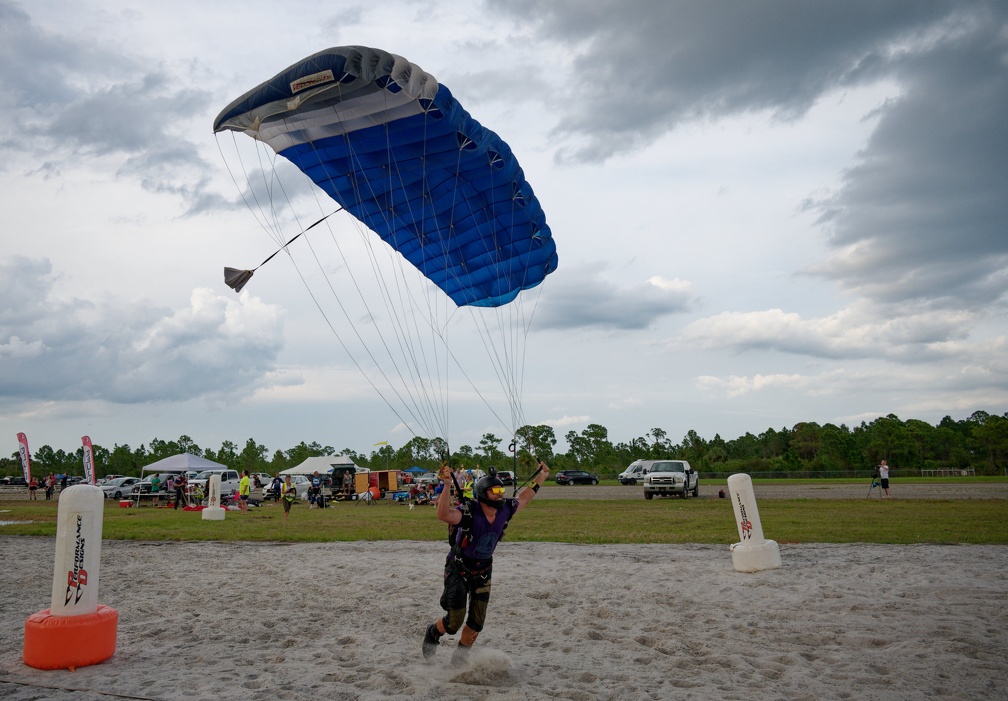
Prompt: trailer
<box><xmin>370</xmin><ymin>470</ymin><xmax>399</xmax><ymax>497</ymax></box>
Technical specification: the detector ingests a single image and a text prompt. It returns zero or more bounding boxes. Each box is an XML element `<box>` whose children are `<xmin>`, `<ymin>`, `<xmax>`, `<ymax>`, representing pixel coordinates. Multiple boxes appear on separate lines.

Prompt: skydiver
<box><xmin>422</xmin><ymin>460</ymin><xmax>549</xmax><ymax>666</ymax></box>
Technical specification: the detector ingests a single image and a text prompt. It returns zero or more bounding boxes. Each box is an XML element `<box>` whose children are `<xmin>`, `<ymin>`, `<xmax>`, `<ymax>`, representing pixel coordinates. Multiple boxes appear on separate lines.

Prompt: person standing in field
<box><xmin>28</xmin><ymin>476</ymin><xmax>38</xmax><ymax>500</ymax></box>
<box><xmin>150</xmin><ymin>473</ymin><xmax>161</xmax><ymax>507</ymax></box>
<box><xmin>174</xmin><ymin>472</ymin><xmax>187</xmax><ymax>510</ymax></box>
<box><xmin>239</xmin><ymin>470</ymin><xmax>251</xmax><ymax>514</ymax></box>
<box><xmin>281</xmin><ymin>474</ymin><xmax>297</xmax><ymax>520</ymax></box>
<box><xmin>309</xmin><ymin>470</ymin><xmax>322</xmax><ymax>508</ymax></box>
<box><xmin>422</xmin><ymin>461</ymin><xmax>549</xmax><ymax>666</ymax></box>
<box><xmin>879</xmin><ymin>460</ymin><xmax>891</xmax><ymax>498</ymax></box>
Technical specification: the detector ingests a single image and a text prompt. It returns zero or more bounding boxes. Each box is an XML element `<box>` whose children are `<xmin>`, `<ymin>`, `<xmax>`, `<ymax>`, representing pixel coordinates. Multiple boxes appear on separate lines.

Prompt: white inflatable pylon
<box><xmin>727</xmin><ymin>473</ymin><xmax>781</xmax><ymax>573</ymax></box>
<box><xmin>201</xmin><ymin>474</ymin><xmax>225</xmax><ymax>521</ymax></box>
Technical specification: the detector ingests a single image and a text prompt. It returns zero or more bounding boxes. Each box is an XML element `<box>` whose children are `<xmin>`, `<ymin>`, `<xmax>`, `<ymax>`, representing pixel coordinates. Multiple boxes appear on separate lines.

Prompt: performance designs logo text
<box><xmin>735</xmin><ymin>494</ymin><xmax>753</xmax><ymax>540</ymax></box>
<box><xmin>65</xmin><ymin>515</ymin><xmax>89</xmax><ymax>605</ymax></box>
<box><xmin>291</xmin><ymin>69</ymin><xmax>335</xmax><ymax>94</ymax></box>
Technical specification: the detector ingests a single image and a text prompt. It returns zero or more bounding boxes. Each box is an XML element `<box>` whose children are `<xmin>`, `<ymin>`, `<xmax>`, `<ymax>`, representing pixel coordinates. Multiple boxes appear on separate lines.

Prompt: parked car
<box><xmin>643</xmin><ymin>460</ymin><xmax>699</xmax><ymax>499</ymax></box>
<box><xmin>497</xmin><ymin>470</ymin><xmax>516</xmax><ymax>486</ymax></box>
<box><xmin>101</xmin><ymin>477</ymin><xmax>141</xmax><ymax>499</ymax></box>
<box><xmin>555</xmin><ymin>470</ymin><xmax>599</xmax><ymax>485</ymax></box>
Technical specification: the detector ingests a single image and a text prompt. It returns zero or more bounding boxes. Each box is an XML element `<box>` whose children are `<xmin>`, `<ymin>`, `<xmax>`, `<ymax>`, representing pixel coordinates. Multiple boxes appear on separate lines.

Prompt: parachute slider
<box><xmin>223</xmin><ymin>208</ymin><xmax>341</xmax><ymax>293</ymax></box>
<box><xmin>223</xmin><ymin>267</ymin><xmax>254</xmax><ymax>293</ymax></box>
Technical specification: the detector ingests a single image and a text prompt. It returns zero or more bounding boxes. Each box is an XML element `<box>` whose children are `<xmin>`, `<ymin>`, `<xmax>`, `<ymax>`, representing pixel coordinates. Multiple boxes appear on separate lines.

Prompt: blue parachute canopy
<box><xmin>213</xmin><ymin>46</ymin><xmax>557</xmax><ymax>308</ymax></box>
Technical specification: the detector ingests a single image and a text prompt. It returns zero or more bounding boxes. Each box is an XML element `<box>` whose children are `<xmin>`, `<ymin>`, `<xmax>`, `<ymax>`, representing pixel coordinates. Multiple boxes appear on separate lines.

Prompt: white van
<box><xmin>618</xmin><ymin>460</ymin><xmax>652</xmax><ymax>485</ymax></box>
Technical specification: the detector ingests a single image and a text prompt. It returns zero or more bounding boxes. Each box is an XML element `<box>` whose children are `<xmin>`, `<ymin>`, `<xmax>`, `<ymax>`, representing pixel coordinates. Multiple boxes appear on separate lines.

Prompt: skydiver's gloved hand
<box><xmin>438</xmin><ymin>463</ymin><xmax>452</xmax><ymax>481</ymax></box>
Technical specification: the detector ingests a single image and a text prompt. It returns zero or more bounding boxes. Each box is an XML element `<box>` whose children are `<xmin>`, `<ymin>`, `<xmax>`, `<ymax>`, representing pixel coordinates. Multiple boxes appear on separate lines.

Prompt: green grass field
<box><xmin>2</xmin><ymin>491</ymin><xmax>1005</xmax><ymax>544</ymax></box>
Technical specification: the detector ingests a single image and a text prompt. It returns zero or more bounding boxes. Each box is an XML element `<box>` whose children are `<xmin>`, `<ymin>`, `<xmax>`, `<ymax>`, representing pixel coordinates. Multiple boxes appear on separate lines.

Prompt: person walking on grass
<box><xmin>281</xmin><ymin>474</ymin><xmax>297</xmax><ymax>520</ymax></box>
<box><xmin>422</xmin><ymin>460</ymin><xmax>549</xmax><ymax>666</ymax></box>
<box><xmin>239</xmin><ymin>470</ymin><xmax>251</xmax><ymax>514</ymax></box>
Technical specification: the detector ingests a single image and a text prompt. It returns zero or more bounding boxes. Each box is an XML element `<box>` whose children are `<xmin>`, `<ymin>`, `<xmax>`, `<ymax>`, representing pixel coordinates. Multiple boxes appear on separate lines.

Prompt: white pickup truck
<box><xmin>643</xmin><ymin>460</ymin><xmax>699</xmax><ymax>499</ymax></box>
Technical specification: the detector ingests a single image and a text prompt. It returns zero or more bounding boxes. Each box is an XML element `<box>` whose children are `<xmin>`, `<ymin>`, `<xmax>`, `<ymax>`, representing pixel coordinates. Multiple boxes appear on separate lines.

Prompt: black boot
<box><xmin>422</xmin><ymin>624</ymin><xmax>441</xmax><ymax>660</ymax></box>
<box><xmin>451</xmin><ymin>643</ymin><xmax>471</xmax><ymax>667</ymax></box>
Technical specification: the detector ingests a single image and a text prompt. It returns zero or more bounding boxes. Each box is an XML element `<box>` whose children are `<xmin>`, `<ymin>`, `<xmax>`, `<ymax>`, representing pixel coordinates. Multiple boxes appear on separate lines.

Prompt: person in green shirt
<box><xmin>238</xmin><ymin>470</ymin><xmax>251</xmax><ymax>514</ymax></box>
<box><xmin>150</xmin><ymin>473</ymin><xmax>160</xmax><ymax>507</ymax></box>
<box><xmin>281</xmin><ymin>474</ymin><xmax>297</xmax><ymax>520</ymax></box>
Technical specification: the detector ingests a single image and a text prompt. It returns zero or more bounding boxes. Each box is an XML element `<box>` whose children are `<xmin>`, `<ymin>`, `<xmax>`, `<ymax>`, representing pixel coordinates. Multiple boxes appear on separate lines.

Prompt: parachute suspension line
<box><xmin>413</xmin><ymin>111</ymin><xmax>450</xmax><ymax>443</ymax></box>
<box><xmin>380</xmin><ymin>104</ymin><xmax>450</xmax><ymax>439</ymax></box>
<box><xmin>221</xmin><ymin>127</ymin><xmax>426</xmax><ymax>440</ymax></box>
<box><xmin>440</xmin><ymin>145</ymin><xmax>531</xmax><ymax>435</ymax></box>
<box><xmin>268</xmin><ymin>152</ymin><xmax>437</xmax><ymax>442</ymax></box>
<box><xmin>216</xmin><ymin>133</ymin><xmax>286</xmax><ymax>248</ymax></box>
<box><xmin>353</xmin><ymin>94</ymin><xmax>450</xmax><ymax>438</ymax></box>
<box><xmin>278</xmin><ymin>231</ymin><xmax>422</xmax><ymax>443</ymax></box>
<box><xmin>319</xmin><ymin>195</ymin><xmax>442</xmax><ymax>439</ymax></box>
<box><xmin>439</xmin><ymin>142</ymin><xmax>526</xmax><ymax>437</ymax></box>
<box><xmin>297</xmin><ymin>103</ymin><xmax>447</xmax><ymax>439</ymax></box>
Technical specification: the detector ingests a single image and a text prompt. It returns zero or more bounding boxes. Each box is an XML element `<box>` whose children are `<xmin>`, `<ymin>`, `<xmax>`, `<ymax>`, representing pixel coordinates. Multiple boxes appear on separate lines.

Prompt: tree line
<box><xmin>4</xmin><ymin>410</ymin><xmax>1006</xmax><ymax>480</ymax></box>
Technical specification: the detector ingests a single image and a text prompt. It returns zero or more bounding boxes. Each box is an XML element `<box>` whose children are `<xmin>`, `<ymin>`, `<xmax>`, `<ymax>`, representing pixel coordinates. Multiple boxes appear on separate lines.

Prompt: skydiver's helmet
<box><xmin>474</xmin><ymin>473</ymin><xmax>506</xmax><ymax>510</ymax></box>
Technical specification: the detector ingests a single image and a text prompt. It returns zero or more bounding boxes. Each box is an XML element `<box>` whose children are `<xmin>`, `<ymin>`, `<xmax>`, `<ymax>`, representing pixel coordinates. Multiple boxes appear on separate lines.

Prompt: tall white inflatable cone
<box><xmin>202</xmin><ymin>474</ymin><xmax>225</xmax><ymax>521</ymax></box>
<box><xmin>727</xmin><ymin>474</ymin><xmax>781</xmax><ymax>573</ymax></box>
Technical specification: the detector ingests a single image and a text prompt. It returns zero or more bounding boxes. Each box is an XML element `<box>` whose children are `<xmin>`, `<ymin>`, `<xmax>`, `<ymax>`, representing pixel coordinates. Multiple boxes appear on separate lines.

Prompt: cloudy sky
<box><xmin>2</xmin><ymin>0</ymin><xmax>1006</xmax><ymax>459</ymax></box>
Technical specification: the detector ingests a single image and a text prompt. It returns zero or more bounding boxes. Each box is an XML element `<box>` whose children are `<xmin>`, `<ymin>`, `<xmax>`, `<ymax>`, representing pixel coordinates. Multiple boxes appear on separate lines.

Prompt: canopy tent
<box><xmin>141</xmin><ymin>453</ymin><xmax>227</xmax><ymax>475</ymax></box>
<box><xmin>403</xmin><ymin>466</ymin><xmax>426</xmax><ymax>474</ymax></box>
<box><xmin>280</xmin><ymin>455</ymin><xmax>358</xmax><ymax>476</ymax></box>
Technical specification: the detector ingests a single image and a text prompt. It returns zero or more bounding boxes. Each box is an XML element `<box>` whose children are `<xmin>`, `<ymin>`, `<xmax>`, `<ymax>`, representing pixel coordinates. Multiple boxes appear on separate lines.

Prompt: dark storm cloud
<box><xmin>0</xmin><ymin>257</ymin><xmax>285</xmax><ymax>403</ymax></box>
<box><xmin>491</xmin><ymin>0</ymin><xmax>1007</xmax><ymax>313</ymax></box>
<box><xmin>0</xmin><ymin>1</ymin><xmax>133</xmax><ymax>110</ymax></box>
<box><xmin>809</xmin><ymin>18</ymin><xmax>1008</xmax><ymax>307</ymax></box>
<box><xmin>492</xmin><ymin>0</ymin><xmax>954</xmax><ymax>162</ymax></box>
<box><xmin>0</xmin><ymin>0</ymin><xmax>215</xmax><ymax>209</ymax></box>
<box><xmin>534</xmin><ymin>264</ymin><xmax>695</xmax><ymax>331</ymax></box>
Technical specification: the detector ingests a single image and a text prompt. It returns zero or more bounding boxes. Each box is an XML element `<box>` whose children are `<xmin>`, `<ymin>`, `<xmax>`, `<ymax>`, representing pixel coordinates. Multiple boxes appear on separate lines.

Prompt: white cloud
<box><xmin>543</xmin><ymin>415</ymin><xmax>592</xmax><ymax>429</ymax></box>
<box><xmin>696</xmin><ymin>373</ymin><xmax>812</xmax><ymax>398</ymax></box>
<box><xmin>678</xmin><ymin>303</ymin><xmax>978</xmax><ymax>361</ymax></box>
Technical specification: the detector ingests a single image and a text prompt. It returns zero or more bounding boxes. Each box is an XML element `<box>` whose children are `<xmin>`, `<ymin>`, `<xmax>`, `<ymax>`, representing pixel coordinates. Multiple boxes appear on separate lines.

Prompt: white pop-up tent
<box><xmin>280</xmin><ymin>455</ymin><xmax>359</xmax><ymax>476</ymax></box>
<box><xmin>141</xmin><ymin>453</ymin><xmax>227</xmax><ymax>475</ymax></box>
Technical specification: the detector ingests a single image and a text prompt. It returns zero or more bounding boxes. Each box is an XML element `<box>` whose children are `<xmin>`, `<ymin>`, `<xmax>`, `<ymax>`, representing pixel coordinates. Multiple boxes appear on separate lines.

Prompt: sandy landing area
<box><xmin>1</xmin><ymin>535</ymin><xmax>1006</xmax><ymax>701</ymax></box>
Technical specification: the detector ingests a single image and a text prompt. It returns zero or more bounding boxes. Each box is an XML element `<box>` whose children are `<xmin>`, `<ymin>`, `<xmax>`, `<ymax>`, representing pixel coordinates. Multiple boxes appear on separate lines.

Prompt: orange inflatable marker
<box><xmin>23</xmin><ymin>484</ymin><xmax>118</xmax><ymax>670</ymax></box>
